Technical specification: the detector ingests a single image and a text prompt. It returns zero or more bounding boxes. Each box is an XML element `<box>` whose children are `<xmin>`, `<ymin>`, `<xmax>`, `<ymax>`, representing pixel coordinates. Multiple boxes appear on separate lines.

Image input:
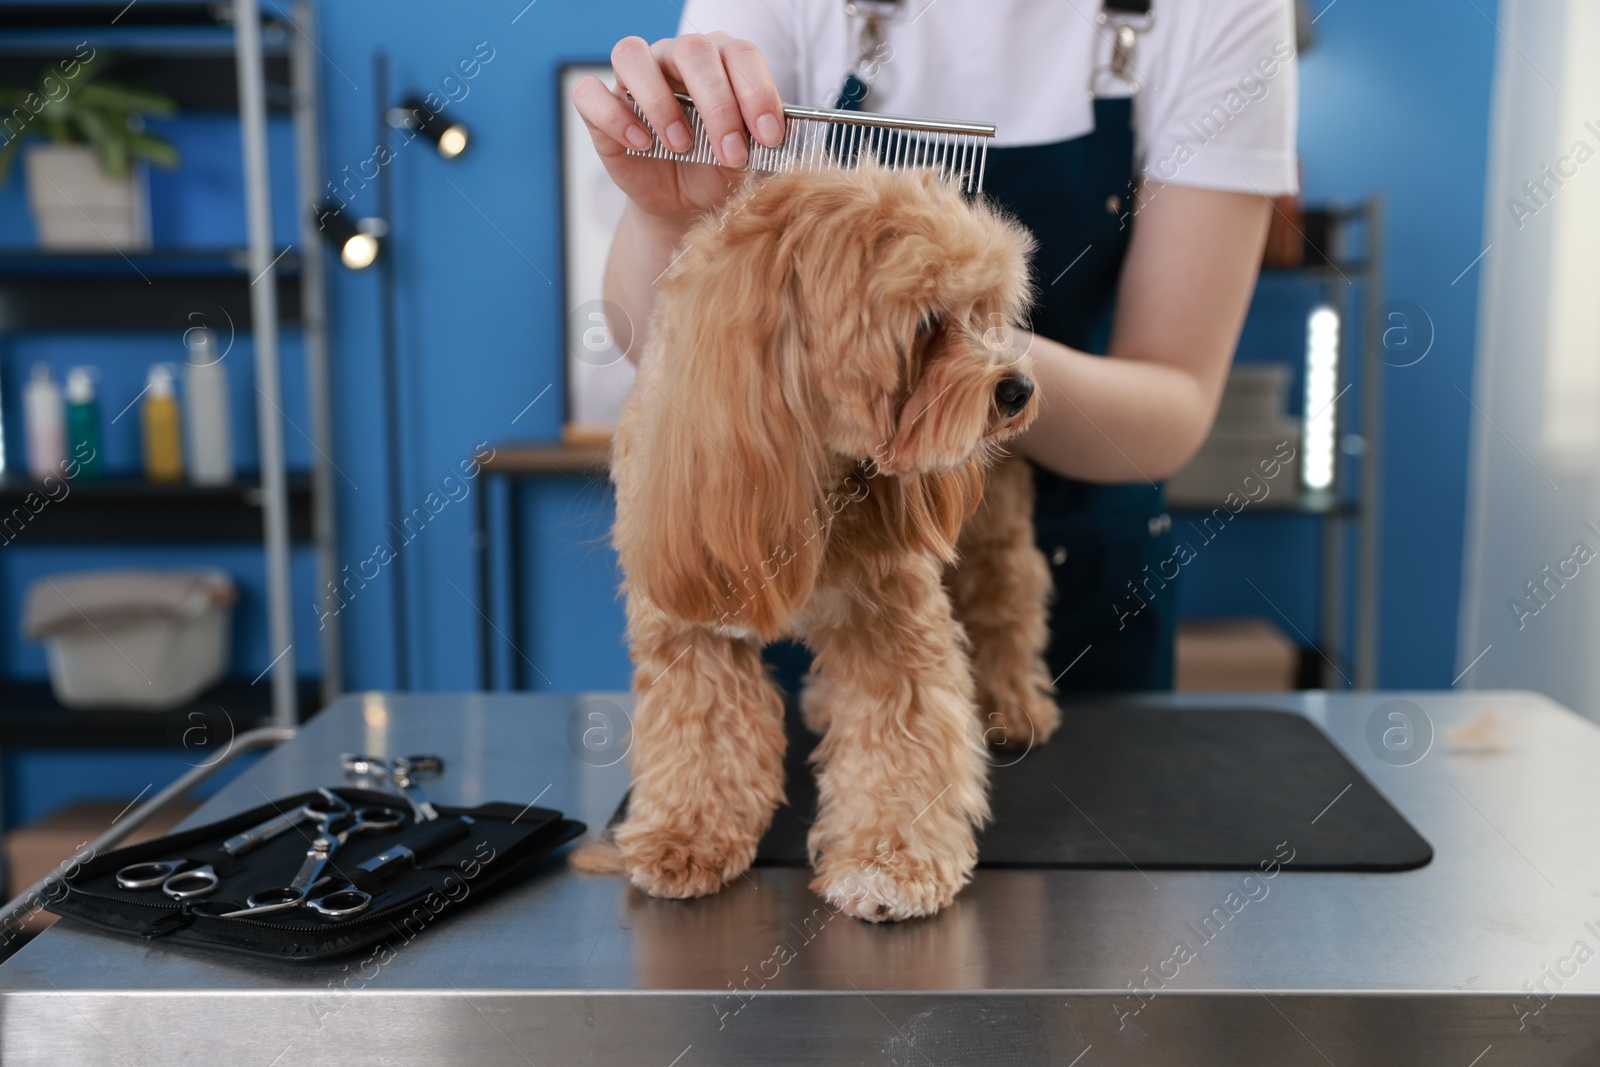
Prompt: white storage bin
<box><xmin>1215</xmin><ymin>363</ymin><xmax>1293</xmax><ymax>424</ymax></box>
<box><xmin>22</xmin><ymin>569</ymin><xmax>236</xmax><ymax>710</ymax></box>
<box><xmin>1166</xmin><ymin>419</ymin><xmax>1302</xmax><ymax>508</ymax></box>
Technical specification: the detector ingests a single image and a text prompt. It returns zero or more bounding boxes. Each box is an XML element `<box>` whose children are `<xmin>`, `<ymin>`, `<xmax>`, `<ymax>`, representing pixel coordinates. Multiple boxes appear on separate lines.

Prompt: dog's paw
<box><xmin>980</xmin><ymin>687</ymin><xmax>1060</xmax><ymax>751</ymax></box>
<box><xmin>810</xmin><ymin>839</ymin><xmax>974</xmax><ymax>922</ymax></box>
<box><xmin>616</xmin><ymin>824</ymin><xmax>750</xmax><ymax>899</ymax></box>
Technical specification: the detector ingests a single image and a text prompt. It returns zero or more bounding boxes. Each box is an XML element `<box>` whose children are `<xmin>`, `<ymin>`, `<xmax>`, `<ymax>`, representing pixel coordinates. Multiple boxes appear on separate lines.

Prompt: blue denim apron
<box><xmin>765</xmin><ymin>86</ymin><xmax>1177</xmax><ymax>695</ymax></box>
<box><xmin>985</xmin><ymin>96</ymin><xmax>1177</xmax><ymax>692</ymax></box>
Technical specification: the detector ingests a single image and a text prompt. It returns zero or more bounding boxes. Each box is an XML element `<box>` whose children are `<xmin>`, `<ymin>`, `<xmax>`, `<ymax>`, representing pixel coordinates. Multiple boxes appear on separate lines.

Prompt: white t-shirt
<box><xmin>677</xmin><ymin>0</ymin><xmax>1300</xmax><ymax>195</ymax></box>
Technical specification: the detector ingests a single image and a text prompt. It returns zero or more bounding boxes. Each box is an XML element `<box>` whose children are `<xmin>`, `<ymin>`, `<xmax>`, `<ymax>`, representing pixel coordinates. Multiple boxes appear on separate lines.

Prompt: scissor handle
<box><xmin>246</xmin><ymin>885</ymin><xmax>305</xmax><ymax>909</ymax></box>
<box><xmin>305</xmin><ymin>789</ymin><xmax>353</xmax><ymax>818</ymax></box>
<box><xmin>305</xmin><ymin>887</ymin><xmax>372</xmax><ymax>919</ymax></box>
<box><xmin>116</xmin><ymin>860</ymin><xmax>184</xmax><ymax>890</ymax></box>
<box><xmin>162</xmin><ymin>866</ymin><xmax>219</xmax><ymax>901</ymax></box>
<box><xmin>347</xmin><ymin>806</ymin><xmax>407</xmax><ymax>832</ymax></box>
<box><xmin>224</xmin><ymin>875</ymin><xmax>335</xmax><ymax>917</ymax></box>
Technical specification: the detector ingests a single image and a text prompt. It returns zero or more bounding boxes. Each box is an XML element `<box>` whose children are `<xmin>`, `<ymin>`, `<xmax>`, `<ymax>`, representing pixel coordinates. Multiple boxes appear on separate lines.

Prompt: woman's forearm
<box><xmin>1015</xmin><ymin>186</ymin><xmax>1268</xmax><ymax>484</ymax></box>
<box><xmin>1015</xmin><ymin>330</ymin><xmax>1221</xmax><ymax>484</ymax></box>
<box><xmin>604</xmin><ymin>202</ymin><xmax>691</xmax><ymax>365</ymax></box>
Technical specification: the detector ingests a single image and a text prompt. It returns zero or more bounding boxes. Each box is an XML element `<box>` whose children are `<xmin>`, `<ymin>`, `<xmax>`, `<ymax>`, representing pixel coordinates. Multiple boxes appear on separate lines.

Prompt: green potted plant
<box><xmin>0</xmin><ymin>52</ymin><xmax>180</xmax><ymax>252</ymax></box>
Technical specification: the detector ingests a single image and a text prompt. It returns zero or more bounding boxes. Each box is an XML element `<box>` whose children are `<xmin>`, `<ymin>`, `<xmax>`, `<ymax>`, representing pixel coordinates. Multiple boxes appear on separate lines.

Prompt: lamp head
<box><xmin>314</xmin><ymin>203</ymin><xmax>386</xmax><ymax>271</ymax></box>
<box><xmin>390</xmin><ymin>96</ymin><xmax>471</xmax><ymax>160</ymax></box>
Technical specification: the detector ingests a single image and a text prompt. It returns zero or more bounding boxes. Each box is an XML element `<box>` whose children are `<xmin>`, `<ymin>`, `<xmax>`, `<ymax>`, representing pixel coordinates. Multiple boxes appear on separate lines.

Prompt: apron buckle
<box><xmin>844</xmin><ymin>0</ymin><xmax>899</xmax><ymax>83</ymax></box>
<box><xmin>1088</xmin><ymin>9</ymin><xmax>1155</xmax><ymax>99</ymax></box>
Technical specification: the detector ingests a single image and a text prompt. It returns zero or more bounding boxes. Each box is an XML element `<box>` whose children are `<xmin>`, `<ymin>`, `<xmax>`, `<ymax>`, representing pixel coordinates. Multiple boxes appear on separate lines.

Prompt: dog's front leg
<box><xmin>944</xmin><ymin>454</ymin><xmax>1060</xmax><ymax>749</ymax></box>
<box><xmin>802</xmin><ymin>557</ymin><xmax>990</xmax><ymax>921</ymax></box>
<box><xmin>615</xmin><ymin>610</ymin><xmax>787</xmax><ymax>899</ymax></box>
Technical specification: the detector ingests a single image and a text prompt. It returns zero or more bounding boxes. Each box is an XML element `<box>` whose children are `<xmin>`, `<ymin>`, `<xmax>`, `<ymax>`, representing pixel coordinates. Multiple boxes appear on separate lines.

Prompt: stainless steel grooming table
<box><xmin>3</xmin><ymin>689</ymin><xmax>1598</xmax><ymax>1065</ymax></box>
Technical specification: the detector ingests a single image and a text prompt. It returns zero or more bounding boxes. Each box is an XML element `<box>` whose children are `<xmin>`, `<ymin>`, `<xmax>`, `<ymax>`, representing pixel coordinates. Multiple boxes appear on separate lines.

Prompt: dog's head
<box><xmin>621</xmin><ymin>163</ymin><xmax>1037</xmax><ymax>639</ymax></box>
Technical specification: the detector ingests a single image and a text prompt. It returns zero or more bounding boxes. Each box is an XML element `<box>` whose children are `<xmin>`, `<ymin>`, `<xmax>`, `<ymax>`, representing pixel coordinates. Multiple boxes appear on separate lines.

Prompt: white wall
<box><xmin>1459</xmin><ymin>0</ymin><xmax>1600</xmax><ymax>716</ymax></box>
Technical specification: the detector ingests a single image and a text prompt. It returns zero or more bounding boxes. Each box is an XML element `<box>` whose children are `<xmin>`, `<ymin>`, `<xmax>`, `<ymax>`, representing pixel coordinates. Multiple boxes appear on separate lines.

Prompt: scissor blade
<box><xmin>221</xmin><ymin>806</ymin><xmax>306</xmax><ymax>855</ymax></box>
<box><xmin>288</xmin><ymin>838</ymin><xmax>336</xmax><ymax>892</ymax></box>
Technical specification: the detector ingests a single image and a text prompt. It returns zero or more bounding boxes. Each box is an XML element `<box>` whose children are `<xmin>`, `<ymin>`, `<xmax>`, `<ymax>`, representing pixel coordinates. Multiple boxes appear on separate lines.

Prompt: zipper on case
<box><xmin>187</xmin><ymin>822</ymin><xmax>582</xmax><ymax>936</ymax></box>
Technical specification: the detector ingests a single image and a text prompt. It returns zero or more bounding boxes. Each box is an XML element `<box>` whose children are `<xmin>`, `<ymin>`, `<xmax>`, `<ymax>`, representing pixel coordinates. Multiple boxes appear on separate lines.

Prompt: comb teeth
<box><xmin>626</xmin><ymin>93</ymin><xmax>994</xmax><ymax>194</ymax></box>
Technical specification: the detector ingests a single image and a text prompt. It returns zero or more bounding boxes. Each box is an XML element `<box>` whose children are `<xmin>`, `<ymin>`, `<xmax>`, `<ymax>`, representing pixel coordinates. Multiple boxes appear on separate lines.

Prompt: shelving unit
<box><xmin>0</xmin><ymin>680</ymin><xmax>321</xmax><ymax>748</ymax></box>
<box><xmin>0</xmin><ymin>249</ymin><xmax>302</xmax><ymax>331</ymax></box>
<box><xmin>0</xmin><ymin>1</ymin><xmax>342</xmax><ymax>729</ymax></box>
<box><xmin>1171</xmin><ymin>201</ymin><xmax>1383</xmax><ymax>689</ymax></box>
<box><xmin>0</xmin><ymin>475</ymin><xmax>313</xmax><ymax>542</ymax></box>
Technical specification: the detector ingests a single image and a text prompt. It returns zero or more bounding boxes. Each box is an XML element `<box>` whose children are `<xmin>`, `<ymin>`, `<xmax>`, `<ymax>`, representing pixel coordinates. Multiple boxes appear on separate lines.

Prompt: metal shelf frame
<box><xmin>1312</xmin><ymin>198</ymin><xmax>1383</xmax><ymax>690</ymax></box>
<box><xmin>0</xmin><ymin>2</ymin><xmax>343</xmax><ymax>722</ymax></box>
<box><xmin>234</xmin><ymin>0</ymin><xmax>341</xmax><ymax>720</ymax></box>
<box><xmin>1175</xmin><ymin>199</ymin><xmax>1384</xmax><ymax>689</ymax></box>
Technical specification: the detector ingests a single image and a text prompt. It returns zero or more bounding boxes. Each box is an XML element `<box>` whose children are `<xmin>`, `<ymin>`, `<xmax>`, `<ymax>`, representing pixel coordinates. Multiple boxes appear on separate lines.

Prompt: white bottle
<box><xmin>182</xmin><ymin>329</ymin><xmax>234</xmax><ymax>485</ymax></box>
<box><xmin>23</xmin><ymin>363</ymin><xmax>65</xmax><ymax>481</ymax></box>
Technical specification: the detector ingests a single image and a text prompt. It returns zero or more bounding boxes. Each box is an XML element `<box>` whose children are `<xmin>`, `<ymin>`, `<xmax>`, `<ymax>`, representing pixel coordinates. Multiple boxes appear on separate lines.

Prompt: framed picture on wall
<box><xmin>558</xmin><ymin>63</ymin><xmax>634</xmax><ymax>444</ymax></box>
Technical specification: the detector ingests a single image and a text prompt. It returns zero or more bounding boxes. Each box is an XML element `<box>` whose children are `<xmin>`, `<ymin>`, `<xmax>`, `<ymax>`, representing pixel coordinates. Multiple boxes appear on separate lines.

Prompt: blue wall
<box><xmin>313</xmin><ymin>0</ymin><xmax>670</xmax><ymax>693</ymax></box>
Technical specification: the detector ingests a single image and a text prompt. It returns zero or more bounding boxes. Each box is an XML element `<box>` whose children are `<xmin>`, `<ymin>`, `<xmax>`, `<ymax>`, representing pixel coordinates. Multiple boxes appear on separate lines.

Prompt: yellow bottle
<box><xmin>142</xmin><ymin>363</ymin><xmax>184</xmax><ymax>482</ymax></box>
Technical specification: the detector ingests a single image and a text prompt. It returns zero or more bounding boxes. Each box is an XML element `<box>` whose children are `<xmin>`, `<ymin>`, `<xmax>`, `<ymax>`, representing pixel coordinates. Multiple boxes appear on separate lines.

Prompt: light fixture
<box><xmin>313</xmin><ymin>203</ymin><xmax>387</xmax><ymax>270</ymax></box>
<box><xmin>1302</xmin><ymin>305</ymin><xmax>1340</xmax><ymax>492</ymax></box>
<box><xmin>387</xmin><ymin>96</ymin><xmax>470</xmax><ymax>160</ymax></box>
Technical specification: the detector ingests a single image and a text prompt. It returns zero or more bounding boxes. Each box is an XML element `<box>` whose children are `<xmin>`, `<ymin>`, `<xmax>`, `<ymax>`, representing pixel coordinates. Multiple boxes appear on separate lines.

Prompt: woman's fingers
<box><xmin>571</xmin><ymin>74</ymin><xmax>652</xmax><ymax>154</ymax></box>
<box><xmin>595</xmin><ymin>33</ymin><xmax>785</xmax><ymax>165</ymax></box>
<box><xmin>611</xmin><ymin>35</ymin><xmax>691</xmax><ymax>153</ymax></box>
<box><xmin>653</xmin><ymin>34</ymin><xmax>746</xmax><ymax>166</ymax></box>
<box><xmin>707</xmin><ymin>32</ymin><xmax>785</xmax><ymax>148</ymax></box>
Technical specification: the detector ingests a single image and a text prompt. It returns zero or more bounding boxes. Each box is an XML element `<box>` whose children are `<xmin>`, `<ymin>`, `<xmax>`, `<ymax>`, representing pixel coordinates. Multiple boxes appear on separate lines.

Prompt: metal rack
<box><xmin>0</xmin><ymin>1</ymin><xmax>342</xmax><ymax>725</ymax></box>
<box><xmin>1172</xmin><ymin>199</ymin><xmax>1384</xmax><ymax>689</ymax></box>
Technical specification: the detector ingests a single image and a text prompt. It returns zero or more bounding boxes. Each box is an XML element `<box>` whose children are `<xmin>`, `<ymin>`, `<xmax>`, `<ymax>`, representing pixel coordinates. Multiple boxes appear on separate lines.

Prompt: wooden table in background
<box><xmin>474</xmin><ymin>441</ymin><xmax>611</xmax><ymax>689</ymax></box>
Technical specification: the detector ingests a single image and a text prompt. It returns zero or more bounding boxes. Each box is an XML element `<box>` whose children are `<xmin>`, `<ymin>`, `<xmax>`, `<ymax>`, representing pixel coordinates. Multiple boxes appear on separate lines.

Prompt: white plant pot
<box><xmin>23</xmin><ymin>142</ymin><xmax>151</xmax><ymax>252</ymax></box>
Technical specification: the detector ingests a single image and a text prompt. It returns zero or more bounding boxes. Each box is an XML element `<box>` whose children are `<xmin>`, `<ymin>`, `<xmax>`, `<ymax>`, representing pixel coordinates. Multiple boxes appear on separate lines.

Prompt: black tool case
<box><xmin>45</xmin><ymin>787</ymin><xmax>584</xmax><ymax>961</ymax></box>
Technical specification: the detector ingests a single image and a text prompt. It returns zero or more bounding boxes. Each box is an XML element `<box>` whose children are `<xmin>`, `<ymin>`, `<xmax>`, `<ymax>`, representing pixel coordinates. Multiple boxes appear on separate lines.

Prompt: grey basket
<box><xmin>22</xmin><ymin>569</ymin><xmax>237</xmax><ymax>710</ymax></box>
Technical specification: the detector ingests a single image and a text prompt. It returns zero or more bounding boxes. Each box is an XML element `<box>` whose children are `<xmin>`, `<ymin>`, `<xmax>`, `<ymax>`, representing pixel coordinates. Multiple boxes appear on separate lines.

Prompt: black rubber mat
<box><xmin>754</xmin><ymin>700</ymin><xmax>1432</xmax><ymax>871</ymax></box>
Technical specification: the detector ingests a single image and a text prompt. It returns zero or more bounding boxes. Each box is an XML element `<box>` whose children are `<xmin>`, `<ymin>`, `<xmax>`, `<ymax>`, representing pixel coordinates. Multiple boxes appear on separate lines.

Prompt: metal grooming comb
<box><xmin>626</xmin><ymin>92</ymin><xmax>995</xmax><ymax>194</ymax></box>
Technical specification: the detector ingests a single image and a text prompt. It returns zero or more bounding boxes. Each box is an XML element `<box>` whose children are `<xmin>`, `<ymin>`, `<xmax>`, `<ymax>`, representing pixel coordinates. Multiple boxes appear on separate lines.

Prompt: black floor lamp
<box><xmin>313</xmin><ymin>50</ymin><xmax>472</xmax><ymax>690</ymax></box>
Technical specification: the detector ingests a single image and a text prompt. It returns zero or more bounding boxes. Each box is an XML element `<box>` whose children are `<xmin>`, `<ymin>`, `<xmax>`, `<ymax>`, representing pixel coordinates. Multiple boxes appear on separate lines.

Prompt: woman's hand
<box><xmin>572</xmin><ymin>33</ymin><xmax>787</xmax><ymax>233</ymax></box>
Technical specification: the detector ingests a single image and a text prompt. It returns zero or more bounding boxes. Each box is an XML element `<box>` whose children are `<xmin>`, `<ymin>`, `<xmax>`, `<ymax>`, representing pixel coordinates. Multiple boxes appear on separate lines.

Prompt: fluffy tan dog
<box><xmin>592</xmin><ymin>163</ymin><xmax>1058</xmax><ymax>921</ymax></box>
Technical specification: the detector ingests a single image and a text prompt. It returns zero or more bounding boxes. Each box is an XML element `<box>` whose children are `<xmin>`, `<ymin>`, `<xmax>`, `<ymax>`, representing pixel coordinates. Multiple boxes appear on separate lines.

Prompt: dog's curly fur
<box><xmin>578</xmin><ymin>164</ymin><xmax>1058</xmax><ymax>922</ymax></box>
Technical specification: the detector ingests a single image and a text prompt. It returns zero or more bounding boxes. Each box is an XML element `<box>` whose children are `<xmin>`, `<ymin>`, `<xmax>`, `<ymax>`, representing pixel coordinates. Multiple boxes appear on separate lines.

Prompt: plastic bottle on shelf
<box><xmin>141</xmin><ymin>363</ymin><xmax>184</xmax><ymax>483</ymax></box>
<box><xmin>182</xmin><ymin>328</ymin><xmax>234</xmax><ymax>485</ymax></box>
<box><xmin>23</xmin><ymin>363</ymin><xmax>65</xmax><ymax>481</ymax></box>
<box><xmin>64</xmin><ymin>366</ymin><xmax>104</xmax><ymax>482</ymax></box>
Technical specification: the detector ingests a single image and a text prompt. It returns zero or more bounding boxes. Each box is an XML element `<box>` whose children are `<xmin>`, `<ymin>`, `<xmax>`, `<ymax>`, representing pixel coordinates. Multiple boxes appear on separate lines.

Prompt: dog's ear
<box><xmin>617</xmin><ymin>227</ymin><xmax>833</xmax><ymax>641</ymax></box>
<box><xmin>860</xmin><ymin>459</ymin><xmax>988</xmax><ymax>564</ymax></box>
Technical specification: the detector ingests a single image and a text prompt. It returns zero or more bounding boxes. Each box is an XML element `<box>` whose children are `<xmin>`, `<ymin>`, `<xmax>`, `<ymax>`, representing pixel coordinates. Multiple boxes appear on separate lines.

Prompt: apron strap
<box><xmin>836</xmin><ymin>0</ymin><xmax>899</xmax><ymax>110</ymax></box>
<box><xmin>1092</xmin><ymin>0</ymin><xmax>1155</xmax><ymax>98</ymax></box>
<box><xmin>835</xmin><ymin>1</ymin><xmax>1156</xmax><ymax>107</ymax></box>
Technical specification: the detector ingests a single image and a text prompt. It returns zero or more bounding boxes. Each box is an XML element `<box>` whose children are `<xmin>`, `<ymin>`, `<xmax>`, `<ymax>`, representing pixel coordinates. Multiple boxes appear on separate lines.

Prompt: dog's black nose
<box><xmin>995</xmin><ymin>375</ymin><xmax>1034</xmax><ymax>417</ymax></box>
